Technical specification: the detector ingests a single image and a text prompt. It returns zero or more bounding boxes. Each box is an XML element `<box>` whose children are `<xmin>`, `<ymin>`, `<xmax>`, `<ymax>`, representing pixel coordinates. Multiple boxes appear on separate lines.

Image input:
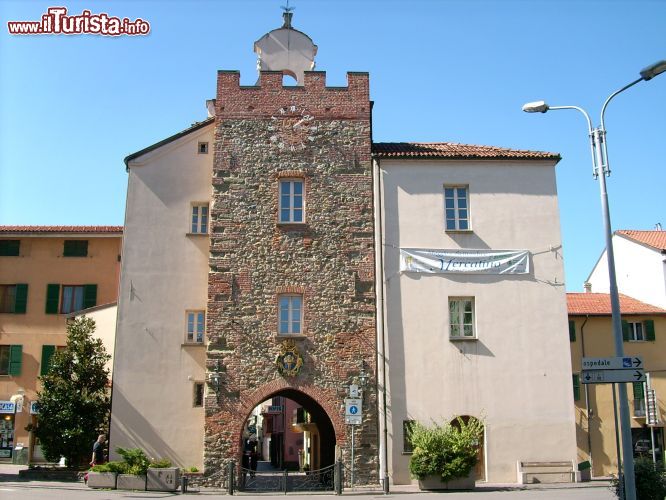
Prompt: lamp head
<box><xmin>522</xmin><ymin>100</ymin><xmax>550</xmax><ymax>113</ymax></box>
<box><xmin>640</xmin><ymin>60</ymin><xmax>666</xmax><ymax>81</ymax></box>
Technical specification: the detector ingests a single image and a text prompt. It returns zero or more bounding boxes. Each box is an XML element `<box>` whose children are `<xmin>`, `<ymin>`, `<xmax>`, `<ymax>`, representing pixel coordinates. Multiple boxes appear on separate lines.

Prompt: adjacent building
<box><xmin>587</xmin><ymin>229</ymin><xmax>666</xmax><ymax>309</ymax></box>
<box><xmin>0</xmin><ymin>226</ymin><xmax>122</xmax><ymax>463</ymax></box>
<box><xmin>568</xmin><ymin>291</ymin><xmax>666</xmax><ymax>477</ymax></box>
<box><xmin>109</xmin><ymin>12</ymin><xmax>577</xmax><ymax>486</ymax></box>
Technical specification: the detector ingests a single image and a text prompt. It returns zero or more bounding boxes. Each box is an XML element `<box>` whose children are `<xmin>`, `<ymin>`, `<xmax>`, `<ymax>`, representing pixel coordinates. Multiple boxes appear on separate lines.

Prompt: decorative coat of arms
<box><xmin>275</xmin><ymin>339</ymin><xmax>303</xmax><ymax>377</ymax></box>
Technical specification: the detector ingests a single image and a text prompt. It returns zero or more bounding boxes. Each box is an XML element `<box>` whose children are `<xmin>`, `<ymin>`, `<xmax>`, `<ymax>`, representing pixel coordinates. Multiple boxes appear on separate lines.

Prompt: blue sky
<box><xmin>1</xmin><ymin>0</ymin><xmax>664</xmax><ymax>291</ymax></box>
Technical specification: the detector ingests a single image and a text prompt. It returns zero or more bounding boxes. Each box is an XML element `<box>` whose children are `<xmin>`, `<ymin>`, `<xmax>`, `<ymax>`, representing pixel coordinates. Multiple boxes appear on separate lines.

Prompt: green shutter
<box><xmin>40</xmin><ymin>345</ymin><xmax>56</xmax><ymax>376</ymax></box>
<box><xmin>63</xmin><ymin>240</ymin><xmax>88</xmax><ymax>257</ymax></box>
<box><xmin>45</xmin><ymin>284</ymin><xmax>60</xmax><ymax>314</ymax></box>
<box><xmin>573</xmin><ymin>374</ymin><xmax>581</xmax><ymax>401</ymax></box>
<box><xmin>0</xmin><ymin>240</ymin><xmax>20</xmax><ymax>256</ymax></box>
<box><xmin>83</xmin><ymin>285</ymin><xmax>97</xmax><ymax>309</ymax></box>
<box><xmin>8</xmin><ymin>345</ymin><xmax>22</xmax><ymax>376</ymax></box>
<box><xmin>622</xmin><ymin>320</ymin><xmax>630</xmax><ymax>341</ymax></box>
<box><xmin>633</xmin><ymin>382</ymin><xmax>645</xmax><ymax>400</ymax></box>
<box><xmin>568</xmin><ymin>320</ymin><xmax>576</xmax><ymax>342</ymax></box>
<box><xmin>645</xmin><ymin>320</ymin><xmax>655</xmax><ymax>341</ymax></box>
<box><xmin>14</xmin><ymin>284</ymin><xmax>28</xmax><ymax>314</ymax></box>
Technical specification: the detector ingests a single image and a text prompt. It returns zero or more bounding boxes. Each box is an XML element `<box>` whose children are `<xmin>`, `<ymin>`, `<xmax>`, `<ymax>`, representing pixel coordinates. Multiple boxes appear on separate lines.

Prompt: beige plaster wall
<box><xmin>570</xmin><ymin>314</ymin><xmax>666</xmax><ymax>477</ymax></box>
<box><xmin>109</xmin><ymin>124</ymin><xmax>213</xmax><ymax>468</ymax></box>
<box><xmin>75</xmin><ymin>304</ymin><xmax>117</xmax><ymax>373</ymax></box>
<box><xmin>379</xmin><ymin>159</ymin><xmax>577</xmax><ymax>484</ymax></box>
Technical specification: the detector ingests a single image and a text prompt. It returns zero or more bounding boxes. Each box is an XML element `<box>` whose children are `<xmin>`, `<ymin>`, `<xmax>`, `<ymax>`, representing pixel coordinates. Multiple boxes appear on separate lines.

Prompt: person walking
<box><xmin>90</xmin><ymin>434</ymin><xmax>106</xmax><ymax>467</ymax></box>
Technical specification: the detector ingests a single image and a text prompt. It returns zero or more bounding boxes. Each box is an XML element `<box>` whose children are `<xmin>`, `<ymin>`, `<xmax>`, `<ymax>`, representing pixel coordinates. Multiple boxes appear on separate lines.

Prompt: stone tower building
<box><xmin>204</xmin><ymin>13</ymin><xmax>378</xmax><ymax>481</ymax></box>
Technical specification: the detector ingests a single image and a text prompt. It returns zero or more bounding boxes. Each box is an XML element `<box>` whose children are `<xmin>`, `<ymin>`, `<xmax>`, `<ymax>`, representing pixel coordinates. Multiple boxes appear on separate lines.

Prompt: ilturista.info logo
<box><xmin>7</xmin><ymin>7</ymin><xmax>150</xmax><ymax>36</ymax></box>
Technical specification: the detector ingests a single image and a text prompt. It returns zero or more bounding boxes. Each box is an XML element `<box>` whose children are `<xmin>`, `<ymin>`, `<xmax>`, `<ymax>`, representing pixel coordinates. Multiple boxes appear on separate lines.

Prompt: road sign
<box><xmin>582</xmin><ymin>356</ymin><xmax>643</xmax><ymax>370</ymax></box>
<box><xmin>581</xmin><ymin>369</ymin><xmax>645</xmax><ymax>384</ymax></box>
<box><xmin>646</xmin><ymin>389</ymin><xmax>659</xmax><ymax>426</ymax></box>
<box><xmin>345</xmin><ymin>398</ymin><xmax>362</xmax><ymax>425</ymax></box>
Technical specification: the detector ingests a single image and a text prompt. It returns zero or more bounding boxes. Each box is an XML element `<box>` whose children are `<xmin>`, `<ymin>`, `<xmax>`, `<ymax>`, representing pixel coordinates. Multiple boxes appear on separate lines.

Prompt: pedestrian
<box><xmin>90</xmin><ymin>434</ymin><xmax>106</xmax><ymax>467</ymax></box>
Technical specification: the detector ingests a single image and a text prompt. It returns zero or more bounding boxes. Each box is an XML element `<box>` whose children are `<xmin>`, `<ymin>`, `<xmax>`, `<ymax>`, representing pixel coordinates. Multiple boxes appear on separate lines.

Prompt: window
<box><xmin>279</xmin><ymin>179</ymin><xmax>304</xmax><ymax>223</ymax></box>
<box><xmin>47</xmin><ymin>284</ymin><xmax>97</xmax><ymax>314</ymax></box>
<box><xmin>0</xmin><ymin>284</ymin><xmax>28</xmax><ymax>314</ymax></box>
<box><xmin>449</xmin><ymin>297</ymin><xmax>475</xmax><ymax>338</ymax></box>
<box><xmin>193</xmin><ymin>382</ymin><xmax>204</xmax><ymax>407</ymax></box>
<box><xmin>568</xmin><ymin>320</ymin><xmax>576</xmax><ymax>342</ymax></box>
<box><xmin>403</xmin><ymin>420</ymin><xmax>415</xmax><ymax>453</ymax></box>
<box><xmin>63</xmin><ymin>240</ymin><xmax>88</xmax><ymax>257</ymax></box>
<box><xmin>623</xmin><ymin>320</ymin><xmax>655</xmax><ymax>342</ymax></box>
<box><xmin>186</xmin><ymin>311</ymin><xmax>205</xmax><ymax>343</ymax></box>
<box><xmin>191</xmin><ymin>204</ymin><xmax>209</xmax><ymax>234</ymax></box>
<box><xmin>633</xmin><ymin>382</ymin><xmax>646</xmax><ymax>417</ymax></box>
<box><xmin>279</xmin><ymin>295</ymin><xmax>302</xmax><ymax>335</ymax></box>
<box><xmin>0</xmin><ymin>240</ymin><xmax>20</xmax><ymax>256</ymax></box>
<box><xmin>444</xmin><ymin>186</ymin><xmax>470</xmax><ymax>231</ymax></box>
<box><xmin>0</xmin><ymin>345</ymin><xmax>22</xmax><ymax>376</ymax></box>
<box><xmin>198</xmin><ymin>142</ymin><xmax>209</xmax><ymax>154</ymax></box>
<box><xmin>573</xmin><ymin>374</ymin><xmax>581</xmax><ymax>402</ymax></box>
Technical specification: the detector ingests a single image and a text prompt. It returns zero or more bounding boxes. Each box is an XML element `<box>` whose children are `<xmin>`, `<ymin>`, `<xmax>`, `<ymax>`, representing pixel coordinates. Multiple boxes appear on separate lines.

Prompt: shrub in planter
<box><xmin>612</xmin><ymin>457</ymin><xmax>666</xmax><ymax>500</ymax></box>
<box><xmin>116</xmin><ymin>447</ymin><xmax>150</xmax><ymax>476</ymax></box>
<box><xmin>408</xmin><ymin>417</ymin><xmax>483</xmax><ymax>487</ymax></box>
<box><xmin>147</xmin><ymin>458</ymin><xmax>180</xmax><ymax>492</ymax></box>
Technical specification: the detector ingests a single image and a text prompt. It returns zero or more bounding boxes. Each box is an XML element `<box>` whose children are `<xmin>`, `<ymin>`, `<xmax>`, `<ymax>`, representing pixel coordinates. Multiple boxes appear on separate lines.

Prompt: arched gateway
<box><xmin>202</xmin><ymin>10</ymin><xmax>378</xmax><ymax>488</ymax></box>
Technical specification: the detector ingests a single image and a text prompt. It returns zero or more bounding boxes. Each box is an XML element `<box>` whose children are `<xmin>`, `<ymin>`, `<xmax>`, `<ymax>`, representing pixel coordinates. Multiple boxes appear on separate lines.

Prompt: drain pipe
<box><xmin>372</xmin><ymin>157</ymin><xmax>390</xmax><ymax>494</ymax></box>
<box><xmin>580</xmin><ymin>315</ymin><xmax>593</xmax><ymax>469</ymax></box>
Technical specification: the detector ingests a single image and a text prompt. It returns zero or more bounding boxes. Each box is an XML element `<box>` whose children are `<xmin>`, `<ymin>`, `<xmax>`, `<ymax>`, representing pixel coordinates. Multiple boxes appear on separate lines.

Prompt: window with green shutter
<box><xmin>8</xmin><ymin>345</ymin><xmax>22</xmax><ymax>376</ymax></box>
<box><xmin>45</xmin><ymin>284</ymin><xmax>60</xmax><ymax>314</ymax></box>
<box><xmin>40</xmin><ymin>345</ymin><xmax>56</xmax><ymax>376</ymax></box>
<box><xmin>568</xmin><ymin>320</ymin><xmax>576</xmax><ymax>342</ymax></box>
<box><xmin>0</xmin><ymin>240</ymin><xmax>20</xmax><ymax>256</ymax></box>
<box><xmin>645</xmin><ymin>320</ymin><xmax>655</xmax><ymax>341</ymax></box>
<box><xmin>633</xmin><ymin>382</ymin><xmax>645</xmax><ymax>400</ymax></box>
<box><xmin>622</xmin><ymin>320</ymin><xmax>630</xmax><ymax>341</ymax></box>
<box><xmin>14</xmin><ymin>284</ymin><xmax>28</xmax><ymax>314</ymax></box>
<box><xmin>83</xmin><ymin>284</ymin><xmax>97</xmax><ymax>310</ymax></box>
<box><xmin>573</xmin><ymin>374</ymin><xmax>581</xmax><ymax>401</ymax></box>
<box><xmin>63</xmin><ymin>240</ymin><xmax>88</xmax><ymax>257</ymax></box>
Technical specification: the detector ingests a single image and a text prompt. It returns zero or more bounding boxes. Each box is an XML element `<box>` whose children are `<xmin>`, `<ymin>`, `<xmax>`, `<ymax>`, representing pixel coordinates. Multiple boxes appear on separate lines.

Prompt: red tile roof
<box><xmin>0</xmin><ymin>226</ymin><xmax>122</xmax><ymax>234</ymax></box>
<box><xmin>616</xmin><ymin>230</ymin><xmax>666</xmax><ymax>251</ymax></box>
<box><xmin>372</xmin><ymin>142</ymin><xmax>560</xmax><ymax>160</ymax></box>
<box><xmin>567</xmin><ymin>293</ymin><xmax>666</xmax><ymax>316</ymax></box>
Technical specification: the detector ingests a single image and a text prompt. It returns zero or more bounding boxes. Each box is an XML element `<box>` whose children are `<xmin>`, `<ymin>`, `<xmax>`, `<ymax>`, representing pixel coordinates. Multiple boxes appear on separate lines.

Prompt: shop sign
<box><xmin>0</xmin><ymin>401</ymin><xmax>16</xmax><ymax>414</ymax></box>
<box><xmin>30</xmin><ymin>401</ymin><xmax>40</xmax><ymax>415</ymax></box>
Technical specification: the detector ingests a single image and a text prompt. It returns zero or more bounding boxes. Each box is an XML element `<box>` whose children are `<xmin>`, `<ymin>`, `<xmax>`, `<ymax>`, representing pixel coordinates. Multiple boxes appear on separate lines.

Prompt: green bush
<box><xmin>188</xmin><ymin>466</ymin><xmax>199</xmax><ymax>473</ymax></box>
<box><xmin>91</xmin><ymin>461</ymin><xmax>127</xmax><ymax>473</ymax></box>
<box><xmin>116</xmin><ymin>447</ymin><xmax>151</xmax><ymax>476</ymax></box>
<box><xmin>149</xmin><ymin>458</ymin><xmax>173</xmax><ymax>469</ymax></box>
<box><xmin>408</xmin><ymin>417</ymin><xmax>483</xmax><ymax>483</ymax></box>
<box><xmin>612</xmin><ymin>457</ymin><xmax>666</xmax><ymax>500</ymax></box>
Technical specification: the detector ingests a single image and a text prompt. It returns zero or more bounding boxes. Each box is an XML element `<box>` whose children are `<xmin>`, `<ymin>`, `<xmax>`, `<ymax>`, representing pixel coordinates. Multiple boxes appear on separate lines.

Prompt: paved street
<box><xmin>0</xmin><ymin>480</ymin><xmax>616</xmax><ymax>500</ymax></box>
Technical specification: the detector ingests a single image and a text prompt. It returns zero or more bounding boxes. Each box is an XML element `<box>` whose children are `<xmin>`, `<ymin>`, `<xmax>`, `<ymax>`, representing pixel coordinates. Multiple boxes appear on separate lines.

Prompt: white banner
<box><xmin>400</xmin><ymin>248</ymin><xmax>530</xmax><ymax>274</ymax></box>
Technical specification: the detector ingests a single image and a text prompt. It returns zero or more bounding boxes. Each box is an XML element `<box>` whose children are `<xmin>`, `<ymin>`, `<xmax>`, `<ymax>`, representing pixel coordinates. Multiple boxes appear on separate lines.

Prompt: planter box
<box><xmin>87</xmin><ymin>471</ymin><xmax>117</xmax><ymax>489</ymax></box>
<box><xmin>117</xmin><ymin>473</ymin><xmax>146</xmax><ymax>490</ymax></box>
<box><xmin>147</xmin><ymin>467</ymin><xmax>181</xmax><ymax>491</ymax></box>
<box><xmin>418</xmin><ymin>472</ymin><xmax>475</xmax><ymax>490</ymax></box>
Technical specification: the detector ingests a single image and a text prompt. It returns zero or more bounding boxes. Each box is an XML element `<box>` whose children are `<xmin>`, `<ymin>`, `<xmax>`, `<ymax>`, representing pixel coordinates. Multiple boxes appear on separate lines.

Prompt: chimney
<box><xmin>656</xmin><ymin>222</ymin><xmax>663</xmax><ymax>231</ymax></box>
<box><xmin>584</xmin><ymin>282</ymin><xmax>592</xmax><ymax>293</ymax></box>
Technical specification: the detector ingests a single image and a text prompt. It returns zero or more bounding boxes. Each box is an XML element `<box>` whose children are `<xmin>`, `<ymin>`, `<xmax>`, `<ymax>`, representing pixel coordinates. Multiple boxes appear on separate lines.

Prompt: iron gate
<box><xmin>231</xmin><ymin>461</ymin><xmax>340</xmax><ymax>494</ymax></box>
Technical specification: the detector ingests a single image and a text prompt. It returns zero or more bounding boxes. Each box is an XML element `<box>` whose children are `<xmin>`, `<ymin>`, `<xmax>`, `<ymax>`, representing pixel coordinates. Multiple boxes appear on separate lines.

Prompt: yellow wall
<box><xmin>570</xmin><ymin>314</ymin><xmax>666</xmax><ymax>477</ymax></box>
<box><xmin>0</xmin><ymin>234</ymin><xmax>121</xmax><ymax>462</ymax></box>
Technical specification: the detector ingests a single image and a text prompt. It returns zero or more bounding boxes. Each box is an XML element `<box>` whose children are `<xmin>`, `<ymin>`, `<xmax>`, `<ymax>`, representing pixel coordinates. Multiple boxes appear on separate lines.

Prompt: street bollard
<box><xmin>180</xmin><ymin>475</ymin><xmax>188</xmax><ymax>494</ymax></box>
<box><xmin>227</xmin><ymin>460</ymin><xmax>235</xmax><ymax>495</ymax></box>
<box><xmin>334</xmin><ymin>460</ymin><xmax>343</xmax><ymax>495</ymax></box>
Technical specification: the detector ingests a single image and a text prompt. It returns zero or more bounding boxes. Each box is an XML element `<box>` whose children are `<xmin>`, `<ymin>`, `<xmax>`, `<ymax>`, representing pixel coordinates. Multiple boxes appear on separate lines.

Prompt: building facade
<box><xmin>0</xmin><ymin>226</ymin><xmax>121</xmax><ymax>463</ymax></box>
<box><xmin>568</xmin><ymin>292</ymin><xmax>666</xmax><ymax>477</ymax></box>
<box><xmin>109</xmin><ymin>13</ymin><xmax>578</xmax><ymax>486</ymax></box>
<box><xmin>587</xmin><ymin>230</ymin><xmax>666</xmax><ymax>308</ymax></box>
<box><xmin>374</xmin><ymin>145</ymin><xmax>577</xmax><ymax>483</ymax></box>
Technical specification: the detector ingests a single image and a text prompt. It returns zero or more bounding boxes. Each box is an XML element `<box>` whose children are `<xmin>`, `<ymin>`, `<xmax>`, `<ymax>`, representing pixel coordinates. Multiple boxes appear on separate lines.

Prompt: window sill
<box><xmin>449</xmin><ymin>336</ymin><xmax>478</xmax><ymax>341</ymax></box>
<box><xmin>181</xmin><ymin>342</ymin><xmax>205</xmax><ymax>347</ymax></box>
<box><xmin>401</xmin><ymin>451</ymin><xmax>413</xmax><ymax>456</ymax></box>
<box><xmin>186</xmin><ymin>232</ymin><xmax>209</xmax><ymax>237</ymax></box>
<box><xmin>276</xmin><ymin>334</ymin><xmax>307</xmax><ymax>340</ymax></box>
<box><xmin>627</xmin><ymin>340</ymin><xmax>648</xmax><ymax>342</ymax></box>
<box><xmin>445</xmin><ymin>229</ymin><xmax>473</xmax><ymax>234</ymax></box>
<box><xmin>277</xmin><ymin>222</ymin><xmax>308</xmax><ymax>229</ymax></box>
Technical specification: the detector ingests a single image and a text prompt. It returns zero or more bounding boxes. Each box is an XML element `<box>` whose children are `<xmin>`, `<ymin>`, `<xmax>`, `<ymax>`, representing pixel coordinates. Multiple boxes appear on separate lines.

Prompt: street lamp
<box><xmin>523</xmin><ymin>60</ymin><xmax>665</xmax><ymax>500</ymax></box>
<box><xmin>208</xmin><ymin>359</ymin><xmax>223</xmax><ymax>400</ymax></box>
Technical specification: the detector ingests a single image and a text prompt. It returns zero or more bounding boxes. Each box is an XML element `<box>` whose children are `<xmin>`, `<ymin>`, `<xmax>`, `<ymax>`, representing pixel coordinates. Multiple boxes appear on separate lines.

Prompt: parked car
<box><xmin>634</xmin><ymin>439</ymin><xmax>661</xmax><ymax>459</ymax></box>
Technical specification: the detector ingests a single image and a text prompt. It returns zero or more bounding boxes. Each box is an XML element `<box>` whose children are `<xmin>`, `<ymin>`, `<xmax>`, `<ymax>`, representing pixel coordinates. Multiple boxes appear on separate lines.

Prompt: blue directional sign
<box><xmin>349</xmin><ymin>405</ymin><xmax>358</xmax><ymax>415</ymax></box>
<box><xmin>345</xmin><ymin>398</ymin><xmax>362</xmax><ymax>424</ymax></box>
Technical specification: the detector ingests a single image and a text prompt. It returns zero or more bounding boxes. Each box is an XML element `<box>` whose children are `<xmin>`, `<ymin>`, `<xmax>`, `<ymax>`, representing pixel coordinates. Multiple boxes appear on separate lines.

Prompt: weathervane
<box><xmin>281</xmin><ymin>0</ymin><xmax>294</xmax><ymax>28</ymax></box>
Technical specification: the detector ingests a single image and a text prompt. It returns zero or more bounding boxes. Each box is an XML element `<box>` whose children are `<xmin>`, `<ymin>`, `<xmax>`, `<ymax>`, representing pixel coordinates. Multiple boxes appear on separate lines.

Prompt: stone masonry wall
<box><xmin>204</xmin><ymin>70</ymin><xmax>378</xmax><ymax>484</ymax></box>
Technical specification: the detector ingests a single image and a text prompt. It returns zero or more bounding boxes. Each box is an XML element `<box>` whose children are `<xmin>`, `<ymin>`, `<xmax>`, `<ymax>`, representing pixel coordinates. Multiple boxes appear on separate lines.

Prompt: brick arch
<box><xmin>231</xmin><ymin>378</ymin><xmax>346</xmax><ymax>467</ymax></box>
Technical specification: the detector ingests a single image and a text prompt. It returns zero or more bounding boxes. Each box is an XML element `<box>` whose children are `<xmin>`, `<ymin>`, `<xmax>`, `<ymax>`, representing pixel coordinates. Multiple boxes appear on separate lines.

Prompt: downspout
<box><xmin>372</xmin><ymin>157</ymin><xmax>389</xmax><ymax>494</ymax></box>
<box><xmin>580</xmin><ymin>315</ymin><xmax>593</xmax><ymax>468</ymax></box>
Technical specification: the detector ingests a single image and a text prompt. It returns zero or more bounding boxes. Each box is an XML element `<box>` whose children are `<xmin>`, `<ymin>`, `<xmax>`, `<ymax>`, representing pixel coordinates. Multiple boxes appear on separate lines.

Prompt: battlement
<box><xmin>215</xmin><ymin>70</ymin><xmax>370</xmax><ymax>120</ymax></box>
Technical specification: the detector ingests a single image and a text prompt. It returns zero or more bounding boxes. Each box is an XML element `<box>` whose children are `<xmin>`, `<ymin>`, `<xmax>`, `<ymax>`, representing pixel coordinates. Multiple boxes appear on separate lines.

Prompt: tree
<box><xmin>34</xmin><ymin>317</ymin><xmax>111</xmax><ymax>467</ymax></box>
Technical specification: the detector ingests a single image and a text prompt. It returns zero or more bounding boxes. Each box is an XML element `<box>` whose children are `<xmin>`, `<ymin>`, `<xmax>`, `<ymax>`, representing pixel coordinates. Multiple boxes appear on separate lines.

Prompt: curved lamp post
<box><xmin>522</xmin><ymin>59</ymin><xmax>666</xmax><ymax>500</ymax></box>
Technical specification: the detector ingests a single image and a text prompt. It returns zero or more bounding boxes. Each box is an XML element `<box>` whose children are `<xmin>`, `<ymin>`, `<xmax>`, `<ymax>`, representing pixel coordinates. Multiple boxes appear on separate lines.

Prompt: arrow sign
<box><xmin>581</xmin><ymin>369</ymin><xmax>645</xmax><ymax>384</ymax></box>
<box><xmin>582</xmin><ymin>356</ymin><xmax>643</xmax><ymax>371</ymax></box>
